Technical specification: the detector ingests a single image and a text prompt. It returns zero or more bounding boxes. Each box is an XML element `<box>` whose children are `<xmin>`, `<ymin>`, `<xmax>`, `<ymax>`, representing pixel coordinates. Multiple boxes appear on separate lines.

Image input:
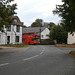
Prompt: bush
<box><xmin>72</xmin><ymin>43</ymin><xmax>75</xmax><ymax>44</ymax></box>
<box><xmin>69</xmin><ymin>51</ymin><xmax>75</xmax><ymax>55</ymax></box>
<box><xmin>41</xmin><ymin>39</ymin><xmax>55</xmax><ymax>45</ymax></box>
<box><xmin>49</xmin><ymin>39</ymin><xmax>55</xmax><ymax>45</ymax></box>
<box><xmin>4</xmin><ymin>43</ymin><xmax>29</xmax><ymax>47</ymax></box>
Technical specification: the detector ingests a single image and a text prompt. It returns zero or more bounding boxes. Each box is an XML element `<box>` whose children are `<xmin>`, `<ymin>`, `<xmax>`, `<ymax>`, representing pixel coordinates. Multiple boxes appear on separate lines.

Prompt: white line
<box><xmin>0</xmin><ymin>63</ymin><xmax>9</xmax><ymax>67</ymax></box>
<box><xmin>23</xmin><ymin>55</ymin><xmax>39</xmax><ymax>61</ymax></box>
<box><xmin>40</xmin><ymin>50</ymin><xmax>44</xmax><ymax>55</ymax></box>
<box><xmin>23</xmin><ymin>49</ymin><xmax>45</xmax><ymax>61</ymax></box>
<box><xmin>40</xmin><ymin>51</ymin><xmax>43</xmax><ymax>54</ymax></box>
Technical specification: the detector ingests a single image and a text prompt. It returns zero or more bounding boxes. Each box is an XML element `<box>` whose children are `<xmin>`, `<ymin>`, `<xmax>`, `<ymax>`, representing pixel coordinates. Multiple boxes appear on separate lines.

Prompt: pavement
<box><xmin>0</xmin><ymin>46</ymin><xmax>14</xmax><ymax>49</ymax></box>
<box><xmin>0</xmin><ymin>45</ymin><xmax>75</xmax><ymax>75</ymax></box>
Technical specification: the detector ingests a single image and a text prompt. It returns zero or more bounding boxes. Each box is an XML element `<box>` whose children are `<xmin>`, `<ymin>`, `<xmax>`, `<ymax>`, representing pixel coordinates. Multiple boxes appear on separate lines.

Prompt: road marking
<box><xmin>40</xmin><ymin>51</ymin><xmax>43</xmax><ymax>54</ymax></box>
<box><xmin>0</xmin><ymin>63</ymin><xmax>9</xmax><ymax>67</ymax></box>
<box><xmin>40</xmin><ymin>50</ymin><xmax>44</xmax><ymax>55</ymax></box>
<box><xmin>23</xmin><ymin>55</ymin><xmax>39</xmax><ymax>61</ymax></box>
<box><xmin>23</xmin><ymin>48</ymin><xmax>45</xmax><ymax>61</ymax></box>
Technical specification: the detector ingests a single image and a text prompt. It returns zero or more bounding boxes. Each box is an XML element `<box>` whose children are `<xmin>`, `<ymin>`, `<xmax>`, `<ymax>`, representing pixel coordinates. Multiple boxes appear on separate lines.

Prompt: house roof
<box><xmin>9</xmin><ymin>16</ymin><xmax>24</xmax><ymax>26</ymax></box>
<box><xmin>23</xmin><ymin>27</ymin><xmax>46</xmax><ymax>33</ymax></box>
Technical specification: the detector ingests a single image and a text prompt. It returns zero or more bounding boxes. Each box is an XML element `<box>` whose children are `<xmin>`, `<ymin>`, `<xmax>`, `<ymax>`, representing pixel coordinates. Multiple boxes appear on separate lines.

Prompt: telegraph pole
<box><xmin>40</xmin><ymin>26</ymin><xmax>41</xmax><ymax>44</ymax></box>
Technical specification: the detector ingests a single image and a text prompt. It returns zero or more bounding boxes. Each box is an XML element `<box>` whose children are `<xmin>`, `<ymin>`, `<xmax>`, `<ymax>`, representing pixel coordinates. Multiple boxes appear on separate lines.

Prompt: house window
<box><xmin>46</xmin><ymin>34</ymin><xmax>49</xmax><ymax>37</ymax></box>
<box><xmin>7</xmin><ymin>36</ymin><xmax>10</xmax><ymax>44</ymax></box>
<box><xmin>7</xmin><ymin>25</ymin><xmax>11</xmax><ymax>31</ymax></box>
<box><xmin>72</xmin><ymin>33</ymin><xmax>74</xmax><ymax>36</ymax></box>
<box><xmin>42</xmin><ymin>35</ymin><xmax>43</xmax><ymax>38</ymax></box>
<box><xmin>16</xmin><ymin>36</ymin><xmax>19</xmax><ymax>42</ymax></box>
<box><xmin>14</xmin><ymin>19</ymin><xmax>17</xmax><ymax>22</ymax></box>
<box><xmin>16</xmin><ymin>25</ymin><xmax>20</xmax><ymax>32</ymax></box>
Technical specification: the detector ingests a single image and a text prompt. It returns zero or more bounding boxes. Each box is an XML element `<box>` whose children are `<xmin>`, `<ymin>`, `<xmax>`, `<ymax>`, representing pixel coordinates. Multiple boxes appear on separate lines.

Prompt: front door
<box><xmin>7</xmin><ymin>36</ymin><xmax>10</xmax><ymax>44</ymax></box>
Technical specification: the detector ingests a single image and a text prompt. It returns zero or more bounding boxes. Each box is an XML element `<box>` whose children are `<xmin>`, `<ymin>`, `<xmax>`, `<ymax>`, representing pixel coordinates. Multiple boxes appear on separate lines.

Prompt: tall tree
<box><xmin>0</xmin><ymin>0</ymin><xmax>17</xmax><ymax>31</ymax></box>
<box><xmin>48</xmin><ymin>22</ymin><xmax>56</xmax><ymax>30</ymax></box>
<box><xmin>50</xmin><ymin>25</ymin><xmax>67</xmax><ymax>44</ymax></box>
<box><xmin>31</xmin><ymin>19</ymin><xmax>43</xmax><ymax>27</ymax></box>
<box><xmin>53</xmin><ymin>0</ymin><xmax>75</xmax><ymax>33</ymax></box>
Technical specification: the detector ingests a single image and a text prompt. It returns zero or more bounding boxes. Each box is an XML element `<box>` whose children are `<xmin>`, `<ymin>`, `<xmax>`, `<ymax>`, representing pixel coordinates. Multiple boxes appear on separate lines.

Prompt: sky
<box><xmin>12</xmin><ymin>0</ymin><xmax>62</xmax><ymax>26</ymax></box>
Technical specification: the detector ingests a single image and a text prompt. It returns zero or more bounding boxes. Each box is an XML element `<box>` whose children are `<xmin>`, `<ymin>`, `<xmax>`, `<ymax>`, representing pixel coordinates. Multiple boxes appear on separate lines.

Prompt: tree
<box><xmin>48</xmin><ymin>22</ymin><xmax>56</xmax><ymax>30</ymax></box>
<box><xmin>0</xmin><ymin>0</ymin><xmax>17</xmax><ymax>31</ymax></box>
<box><xmin>53</xmin><ymin>0</ymin><xmax>75</xmax><ymax>33</ymax></box>
<box><xmin>50</xmin><ymin>25</ymin><xmax>67</xmax><ymax>44</ymax></box>
<box><xmin>31</xmin><ymin>19</ymin><xmax>43</xmax><ymax>27</ymax></box>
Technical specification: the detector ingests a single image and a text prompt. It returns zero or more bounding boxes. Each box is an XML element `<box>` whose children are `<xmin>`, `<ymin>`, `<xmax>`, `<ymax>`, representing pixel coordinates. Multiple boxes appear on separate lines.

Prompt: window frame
<box><xmin>42</xmin><ymin>35</ymin><xmax>43</xmax><ymax>38</ymax></box>
<box><xmin>16</xmin><ymin>25</ymin><xmax>20</xmax><ymax>32</ymax></box>
<box><xmin>14</xmin><ymin>19</ymin><xmax>17</xmax><ymax>22</ymax></box>
<box><xmin>16</xmin><ymin>36</ymin><xmax>19</xmax><ymax>42</ymax></box>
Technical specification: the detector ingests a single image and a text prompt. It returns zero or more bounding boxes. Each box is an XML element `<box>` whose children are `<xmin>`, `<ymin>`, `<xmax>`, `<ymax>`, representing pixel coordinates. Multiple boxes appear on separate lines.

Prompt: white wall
<box><xmin>7</xmin><ymin>25</ymin><xmax>22</xmax><ymax>44</ymax></box>
<box><xmin>0</xmin><ymin>25</ymin><xmax>23</xmax><ymax>45</ymax></box>
<box><xmin>67</xmin><ymin>32</ymin><xmax>75</xmax><ymax>44</ymax></box>
<box><xmin>41</xmin><ymin>28</ymin><xmax>50</xmax><ymax>39</ymax></box>
<box><xmin>0</xmin><ymin>26</ymin><xmax>7</xmax><ymax>45</ymax></box>
<box><xmin>0</xmin><ymin>33</ymin><xmax>7</xmax><ymax>45</ymax></box>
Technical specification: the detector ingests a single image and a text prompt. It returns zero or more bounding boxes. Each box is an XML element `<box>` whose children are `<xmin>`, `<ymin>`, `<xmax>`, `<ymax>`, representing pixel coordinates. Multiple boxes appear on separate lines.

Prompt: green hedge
<box><xmin>40</xmin><ymin>39</ymin><xmax>55</xmax><ymax>45</ymax></box>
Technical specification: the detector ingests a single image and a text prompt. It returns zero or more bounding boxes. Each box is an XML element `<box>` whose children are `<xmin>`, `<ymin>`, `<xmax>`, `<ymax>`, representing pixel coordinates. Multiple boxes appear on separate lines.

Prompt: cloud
<box><xmin>13</xmin><ymin>0</ymin><xmax>62</xmax><ymax>26</ymax></box>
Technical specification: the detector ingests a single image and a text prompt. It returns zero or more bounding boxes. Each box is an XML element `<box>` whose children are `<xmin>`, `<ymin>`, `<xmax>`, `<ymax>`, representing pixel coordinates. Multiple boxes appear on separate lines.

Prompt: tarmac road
<box><xmin>0</xmin><ymin>45</ymin><xmax>75</xmax><ymax>75</ymax></box>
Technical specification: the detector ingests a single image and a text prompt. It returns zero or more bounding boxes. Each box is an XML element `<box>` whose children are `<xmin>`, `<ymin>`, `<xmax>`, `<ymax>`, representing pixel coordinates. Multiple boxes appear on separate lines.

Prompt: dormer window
<box><xmin>14</xmin><ymin>19</ymin><xmax>17</xmax><ymax>22</ymax></box>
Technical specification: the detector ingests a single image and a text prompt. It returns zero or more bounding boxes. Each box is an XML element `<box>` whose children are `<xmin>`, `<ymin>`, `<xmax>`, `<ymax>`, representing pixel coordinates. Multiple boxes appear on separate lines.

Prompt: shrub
<box><xmin>41</xmin><ymin>39</ymin><xmax>55</xmax><ymax>45</ymax></box>
<box><xmin>69</xmin><ymin>51</ymin><xmax>75</xmax><ymax>55</ymax></box>
<box><xmin>49</xmin><ymin>39</ymin><xmax>55</xmax><ymax>45</ymax></box>
<box><xmin>72</xmin><ymin>43</ymin><xmax>75</xmax><ymax>45</ymax></box>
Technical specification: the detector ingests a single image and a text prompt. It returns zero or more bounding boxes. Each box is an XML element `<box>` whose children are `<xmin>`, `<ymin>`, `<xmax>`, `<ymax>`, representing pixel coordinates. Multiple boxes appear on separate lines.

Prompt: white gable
<box><xmin>41</xmin><ymin>28</ymin><xmax>50</xmax><ymax>39</ymax></box>
<box><xmin>0</xmin><ymin>25</ymin><xmax>23</xmax><ymax>45</ymax></box>
<box><xmin>67</xmin><ymin>32</ymin><xmax>75</xmax><ymax>44</ymax></box>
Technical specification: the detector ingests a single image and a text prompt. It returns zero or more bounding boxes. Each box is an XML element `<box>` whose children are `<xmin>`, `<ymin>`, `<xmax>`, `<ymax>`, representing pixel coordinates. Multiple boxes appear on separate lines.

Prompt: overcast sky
<box><xmin>13</xmin><ymin>0</ymin><xmax>62</xmax><ymax>26</ymax></box>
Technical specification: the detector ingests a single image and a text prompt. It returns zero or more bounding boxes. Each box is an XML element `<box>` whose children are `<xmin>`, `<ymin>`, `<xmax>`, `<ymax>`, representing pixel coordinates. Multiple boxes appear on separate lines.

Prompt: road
<box><xmin>0</xmin><ymin>45</ymin><xmax>75</xmax><ymax>75</ymax></box>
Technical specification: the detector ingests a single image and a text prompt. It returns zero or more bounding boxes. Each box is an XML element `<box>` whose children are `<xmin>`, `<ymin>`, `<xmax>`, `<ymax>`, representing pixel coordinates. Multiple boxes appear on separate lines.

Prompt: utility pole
<box><xmin>40</xmin><ymin>26</ymin><xmax>41</xmax><ymax>44</ymax></box>
<box><xmin>39</xmin><ymin>21</ymin><xmax>43</xmax><ymax>45</ymax></box>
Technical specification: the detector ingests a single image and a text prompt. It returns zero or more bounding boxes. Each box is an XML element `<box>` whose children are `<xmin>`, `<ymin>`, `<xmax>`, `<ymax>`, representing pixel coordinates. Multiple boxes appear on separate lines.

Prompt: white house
<box><xmin>0</xmin><ymin>16</ymin><xmax>24</xmax><ymax>45</ymax></box>
<box><xmin>67</xmin><ymin>32</ymin><xmax>75</xmax><ymax>44</ymax></box>
<box><xmin>23</xmin><ymin>27</ymin><xmax>50</xmax><ymax>40</ymax></box>
<box><xmin>41</xmin><ymin>27</ymin><xmax>50</xmax><ymax>39</ymax></box>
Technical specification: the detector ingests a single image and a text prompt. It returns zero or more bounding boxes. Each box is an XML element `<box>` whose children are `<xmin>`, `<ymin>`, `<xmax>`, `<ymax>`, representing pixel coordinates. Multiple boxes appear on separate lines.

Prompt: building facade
<box><xmin>23</xmin><ymin>27</ymin><xmax>50</xmax><ymax>40</ymax></box>
<box><xmin>67</xmin><ymin>32</ymin><xmax>75</xmax><ymax>44</ymax></box>
<box><xmin>0</xmin><ymin>16</ymin><xmax>24</xmax><ymax>45</ymax></box>
<box><xmin>41</xmin><ymin>27</ymin><xmax>50</xmax><ymax>39</ymax></box>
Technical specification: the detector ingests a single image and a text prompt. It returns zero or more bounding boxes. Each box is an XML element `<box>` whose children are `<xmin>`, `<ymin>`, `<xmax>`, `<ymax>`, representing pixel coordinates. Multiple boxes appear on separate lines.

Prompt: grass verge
<box><xmin>6</xmin><ymin>45</ymin><xmax>29</xmax><ymax>47</ymax></box>
<box><xmin>69</xmin><ymin>51</ymin><xmax>75</xmax><ymax>57</ymax></box>
<box><xmin>0</xmin><ymin>44</ymin><xmax>30</xmax><ymax>48</ymax></box>
<box><xmin>0</xmin><ymin>48</ymin><xmax>2</xmax><ymax>50</ymax></box>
